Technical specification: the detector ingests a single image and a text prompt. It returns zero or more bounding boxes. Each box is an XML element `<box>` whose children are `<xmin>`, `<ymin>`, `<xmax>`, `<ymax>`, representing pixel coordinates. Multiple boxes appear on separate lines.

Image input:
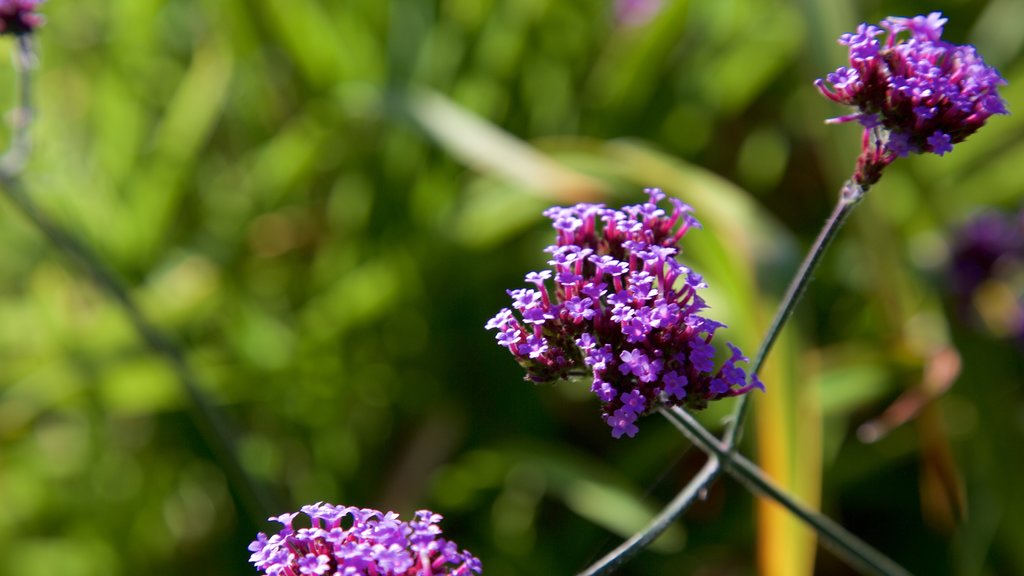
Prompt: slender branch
<box><xmin>578</xmin><ymin>457</ymin><xmax>722</xmax><ymax>576</ymax></box>
<box><xmin>663</xmin><ymin>407</ymin><xmax>910</xmax><ymax>576</ymax></box>
<box><xmin>723</xmin><ymin>179</ymin><xmax>866</xmax><ymax>448</ymax></box>
<box><xmin>0</xmin><ymin>36</ymin><xmax>276</xmax><ymax>525</ymax></box>
<box><xmin>1</xmin><ymin>35</ymin><xmax>33</xmax><ymax>172</ymax></box>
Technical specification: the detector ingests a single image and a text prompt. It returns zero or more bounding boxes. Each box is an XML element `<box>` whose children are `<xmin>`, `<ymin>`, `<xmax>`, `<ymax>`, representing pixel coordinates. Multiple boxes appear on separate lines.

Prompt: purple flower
<box><xmin>948</xmin><ymin>208</ymin><xmax>1024</xmax><ymax>340</ymax></box>
<box><xmin>607</xmin><ymin>408</ymin><xmax>640</xmax><ymax>439</ymax></box>
<box><xmin>0</xmin><ymin>0</ymin><xmax>43</xmax><ymax>35</ymax></box>
<box><xmin>620</xmin><ymin>390</ymin><xmax>647</xmax><ymax>414</ymax></box>
<box><xmin>249</xmin><ymin>504</ymin><xmax>481</xmax><ymax>576</ymax></box>
<box><xmin>487</xmin><ymin>190</ymin><xmax>762</xmax><ymax>437</ymax></box>
<box><xmin>816</xmin><ymin>12</ymin><xmax>1008</xmax><ymax>186</ymax></box>
<box><xmin>592</xmin><ymin>378</ymin><xmax>617</xmax><ymax>402</ymax></box>
<box><xmin>662</xmin><ymin>370</ymin><xmax>687</xmax><ymax>400</ymax></box>
<box><xmin>297</xmin><ymin>554</ymin><xmax>331</xmax><ymax>575</ymax></box>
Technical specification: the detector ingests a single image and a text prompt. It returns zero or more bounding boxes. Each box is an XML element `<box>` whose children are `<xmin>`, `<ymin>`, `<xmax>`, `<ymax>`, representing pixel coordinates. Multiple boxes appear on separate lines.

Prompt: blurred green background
<box><xmin>1</xmin><ymin>0</ymin><xmax>1022</xmax><ymax>574</ymax></box>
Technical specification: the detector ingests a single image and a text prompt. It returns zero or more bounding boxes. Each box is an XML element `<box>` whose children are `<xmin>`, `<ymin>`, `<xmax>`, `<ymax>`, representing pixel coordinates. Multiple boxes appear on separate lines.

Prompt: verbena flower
<box><xmin>248</xmin><ymin>503</ymin><xmax>482</xmax><ymax>576</ymax></box>
<box><xmin>0</xmin><ymin>0</ymin><xmax>44</xmax><ymax>35</ymax></box>
<box><xmin>486</xmin><ymin>188</ymin><xmax>762</xmax><ymax>438</ymax></box>
<box><xmin>948</xmin><ymin>208</ymin><xmax>1024</xmax><ymax>340</ymax></box>
<box><xmin>816</xmin><ymin>12</ymin><xmax>1008</xmax><ymax>186</ymax></box>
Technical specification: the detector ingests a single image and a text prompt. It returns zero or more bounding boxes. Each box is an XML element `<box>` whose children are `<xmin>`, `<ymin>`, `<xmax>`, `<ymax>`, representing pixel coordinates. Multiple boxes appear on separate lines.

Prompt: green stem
<box><xmin>0</xmin><ymin>35</ymin><xmax>276</xmax><ymax>526</ymax></box>
<box><xmin>723</xmin><ymin>179</ymin><xmax>866</xmax><ymax>447</ymax></box>
<box><xmin>578</xmin><ymin>458</ymin><xmax>722</xmax><ymax>576</ymax></box>
<box><xmin>662</xmin><ymin>407</ymin><xmax>909</xmax><ymax>576</ymax></box>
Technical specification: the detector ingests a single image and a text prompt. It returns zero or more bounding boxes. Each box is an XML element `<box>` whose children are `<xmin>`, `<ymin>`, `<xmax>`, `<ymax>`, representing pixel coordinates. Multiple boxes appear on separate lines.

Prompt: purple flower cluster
<box><xmin>248</xmin><ymin>503</ymin><xmax>482</xmax><ymax>576</ymax></box>
<box><xmin>816</xmin><ymin>12</ymin><xmax>1008</xmax><ymax>185</ymax></box>
<box><xmin>486</xmin><ymin>189</ymin><xmax>762</xmax><ymax>438</ymax></box>
<box><xmin>0</xmin><ymin>0</ymin><xmax>43</xmax><ymax>35</ymax></box>
<box><xmin>949</xmin><ymin>208</ymin><xmax>1024</xmax><ymax>340</ymax></box>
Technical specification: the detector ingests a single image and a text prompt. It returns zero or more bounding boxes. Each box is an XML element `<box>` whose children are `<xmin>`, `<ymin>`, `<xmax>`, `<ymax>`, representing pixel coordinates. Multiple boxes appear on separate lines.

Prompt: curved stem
<box><xmin>578</xmin><ymin>457</ymin><xmax>722</xmax><ymax>576</ymax></box>
<box><xmin>662</xmin><ymin>407</ymin><xmax>908</xmax><ymax>576</ymax></box>
<box><xmin>723</xmin><ymin>179</ymin><xmax>866</xmax><ymax>448</ymax></box>
<box><xmin>0</xmin><ymin>36</ymin><xmax>276</xmax><ymax>525</ymax></box>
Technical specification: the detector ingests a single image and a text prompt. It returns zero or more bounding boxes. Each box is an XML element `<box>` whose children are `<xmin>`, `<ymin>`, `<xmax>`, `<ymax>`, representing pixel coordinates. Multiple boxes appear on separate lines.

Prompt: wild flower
<box><xmin>486</xmin><ymin>188</ymin><xmax>762</xmax><ymax>438</ymax></box>
<box><xmin>816</xmin><ymin>12</ymin><xmax>1008</xmax><ymax>185</ymax></box>
<box><xmin>948</xmin><ymin>208</ymin><xmax>1024</xmax><ymax>340</ymax></box>
<box><xmin>248</xmin><ymin>503</ymin><xmax>482</xmax><ymax>576</ymax></box>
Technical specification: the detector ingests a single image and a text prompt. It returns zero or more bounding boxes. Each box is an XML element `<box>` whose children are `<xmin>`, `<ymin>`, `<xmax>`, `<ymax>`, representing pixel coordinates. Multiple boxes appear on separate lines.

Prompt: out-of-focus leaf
<box><xmin>690</xmin><ymin>3</ymin><xmax>804</xmax><ymax>115</ymax></box>
<box><xmin>255</xmin><ymin>0</ymin><xmax>350</xmax><ymax>87</ymax></box>
<box><xmin>818</xmin><ymin>361</ymin><xmax>892</xmax><ymax>416</ymax></box>
<box><xmin>300</xmin><ymin>255</ymin><xmax>407</xmax><ymax>340</ymax></box>
<box><xmin>99</xmin><ymin>357</ymin><xmax>182</xmax><ymax>415</ymax></box>
<box><xmin>586</xmin><ymin>0</ymin><xmax>692</xmax><ymax>112</ymax></box>
<box><xmin>433</xmin><ymin>445</ymin><xmax>685</xmax><ymax>554</ymax></box>
<box><xmin>450</xmin><ymin>177</ymin><xmax>551</xmax><ymax>249</ymax></box>
<box><xmin>123</xmin><ymin>38</ymin><xmax>235</xmax><ymax>265</ymax></box>
<box><xmin>408</xmin><ymin>89</ymin><xmax>607</xmax><ymax>202</ymax></box>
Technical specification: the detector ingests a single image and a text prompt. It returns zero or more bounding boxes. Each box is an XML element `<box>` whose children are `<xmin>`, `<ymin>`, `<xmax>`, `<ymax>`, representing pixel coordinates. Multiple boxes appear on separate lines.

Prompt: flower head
<box><xmin>948</xmin><ymin>207</ymin><xmax>1024</xmax><ymax>340</ymax></box>
<box><xmin>249</xmin><ymin>503</ymin><xmax>482</xmax><ymax>576</ymax></box>
<box><xmin>486</xmin><ymin>189</ymin><xmax>762</xmax><ymax>438</ymax></box>
<box><xmin>816</xmin><ymin>12</ymin><xmax>1008</xmax><ymax>185</ymax></box>
<box><xmin>0</xmin><ymin>0</ymin><xmax>43</xmax><ymax>35</ymax></box>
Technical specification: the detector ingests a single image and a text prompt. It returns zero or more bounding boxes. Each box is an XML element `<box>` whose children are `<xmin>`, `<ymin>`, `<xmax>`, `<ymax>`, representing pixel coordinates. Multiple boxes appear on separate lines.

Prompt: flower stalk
<box><xmin>662</xmin><ymin>407</ymin><xmax>911</xmax><ymax>576</ymax></box>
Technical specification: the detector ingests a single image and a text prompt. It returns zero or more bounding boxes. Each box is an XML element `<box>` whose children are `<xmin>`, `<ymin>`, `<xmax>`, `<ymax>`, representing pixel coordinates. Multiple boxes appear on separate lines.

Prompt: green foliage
<box><xmin>0</xmin><ymin>1</ymin><xmax>1021</xmax><ymax>574</ymax></box>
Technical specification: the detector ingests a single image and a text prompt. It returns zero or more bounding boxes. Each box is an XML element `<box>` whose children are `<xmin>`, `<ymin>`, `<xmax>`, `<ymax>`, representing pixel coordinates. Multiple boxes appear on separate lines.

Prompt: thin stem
<box><xmin>0</xmin><ymin>36</ymin><xmax>276</xmax><ymax>525</ymax></box>
<box><xmin>663</xmin><ymin>407</ymin><xmax>910</xmax><ymax>576</ymax></box>
<box><xmin>1</xmin><ymin>35</ymin><xmax>33</xmax><ymax>172</ymax></box>
<box><xmin>578</xmin><ymin>457</ymin><xmax>722</xmax><ymax>576</ymax></box>
<box><xmin>723</xmin><ymin>179</ymin><xmax>866</xmax><ymax>447</ymax></box>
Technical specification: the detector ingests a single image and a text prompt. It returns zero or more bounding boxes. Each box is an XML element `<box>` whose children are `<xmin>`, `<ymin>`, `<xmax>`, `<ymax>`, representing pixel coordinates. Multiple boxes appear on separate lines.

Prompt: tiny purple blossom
<box><xmin>523</xmin><ymin>334</ymin><xmax>549</xmax><ymax>359</ymax></box>
<box><xmin>689</xmin><ymin>339</ymin><xmax>715</xmax><ymax>373</ymax></box>
<box><xmin>662</xmin><ymin>370</ymin><xmax>687</xmax><ymax>400</ymax></box>
<box><xmin>576</xmin><ymin>332</ymin><xmax>597</xmax><ymax>351</ymax></box>
<box><xmin>525</xmin><ymin>270</ymin><xmax>551</xmax><ymax>284</ymax></box>
<box><xmin>622</xmin><ymin>315</ymin><xmax>652</xmax><ymax>343</ymax></box>
<box><xmin>608</xmin><ymin>408</ymin><xmax>639</xmax><ymax>439</ymax></box>
<box><xmin>269</xmin><ymin>512</ymin><xmax>299</xmax><ymax>532</ymax></box>
<box><xmin>586</xmin><ymin>345</ymin><xmax>614</xmax><ymax>372</ymax></box>
<box><xmin>580</xmin><ymin>281</ymin><xmax>608</xmax><ymax>299</ymax></box>
<box><xmin>927</xmin><ymin>131</ymin><xmax>953</xmax><ymax>155</ymax></box>
<box><xmin>297</xmin><ymin>554</ymin><xmax>331</xmax><ymax>576</ymax></box>
<box><xmin>620</xmin><ymin>390</ymin><xmax>647</xmax><ymax>414</ymax></box>
<box><xmin>485</xmin><ymin>308</ymin><xmax>514</xmax><ymax>330</ymax></box>
<box><xmin>592</xmin><ymin>378</ymin><xmax>617</xmax><ymax>402</ymax></box>
<box><xmin>496</xmin><ymin>327</ymin><xmax>521</xmax><ymax>349</ymax></box>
